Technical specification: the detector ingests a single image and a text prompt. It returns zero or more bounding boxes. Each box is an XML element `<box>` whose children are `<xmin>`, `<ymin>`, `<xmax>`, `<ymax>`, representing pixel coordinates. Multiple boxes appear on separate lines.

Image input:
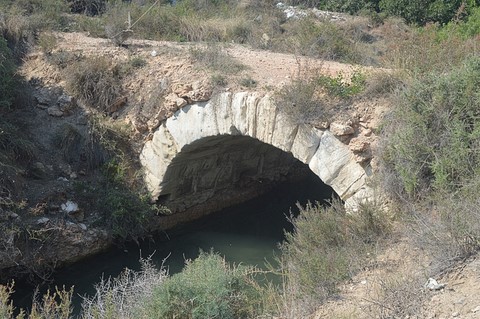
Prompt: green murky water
<box><xmin>13</xmin><ymin>173</ymin><xmax>334</xmax><ymax>315</ymax></box>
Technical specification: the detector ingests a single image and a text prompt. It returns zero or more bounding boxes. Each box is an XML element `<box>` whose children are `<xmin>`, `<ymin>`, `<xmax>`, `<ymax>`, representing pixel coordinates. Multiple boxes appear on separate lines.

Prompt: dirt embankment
<box><xmin>4</xmin><ymin>31</ymin><xmax>479</xmax><ymax>319</ymax></box>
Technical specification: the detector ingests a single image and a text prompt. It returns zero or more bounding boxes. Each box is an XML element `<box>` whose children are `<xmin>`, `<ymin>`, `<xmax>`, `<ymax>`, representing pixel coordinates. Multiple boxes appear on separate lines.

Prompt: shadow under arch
<box><xmin>153</xmin><ymin>134</ymin><xmax>338</xmax><ymax>229</ymax></box>
<box><xmin>141</xmin><ymin>92</ymin><xmax>371</xmax><ymax>229</ymax></box>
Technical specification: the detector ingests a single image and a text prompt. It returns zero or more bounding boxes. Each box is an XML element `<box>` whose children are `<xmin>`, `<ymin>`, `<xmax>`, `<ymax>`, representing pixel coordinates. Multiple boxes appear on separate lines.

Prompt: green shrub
<box><xmin>316</xmin><ymin>70</ymin><xmax>366</xmax><ymax>99</ymax></box>
<box><xmin>67</xmin><ymin>0</ymin><xmax>106</xmax><ymax>16</ymax></box>
<box><xmin>379</xmin><ymin>0</ymin><xmax>464</xmax><ymax>25</ymax></box>
<box><xmin>383</xmin><ymin>56</ymin><xmax>480</xmax><ymax>197</ymax></box>
<box><xmin>286</xmin><ymin>0</ymin><xmax>383</xmax><ymax>14</ymax></box>
<box><xmin>239</xmin><ymin>76</ymin><xmax>257</xmax><ymax>88</ymax></box>
<box><xmin>129</xmin><ymin>56</ymin><xmax>147</xmax><ymax>69</ymax></box>
<box><xmin>440</xmin><ymin>6</ymin><xmax>480</xmax><ymax>39</ymax></box>
<box><xmin>146</xmin><ymin>251</ymin><xmax>262</xmax><ymax>319</ymax></box>
<box><xmin>278</xmin><ymin>199</ymin><xmax>388</xmax><ymax>317</ymax></box>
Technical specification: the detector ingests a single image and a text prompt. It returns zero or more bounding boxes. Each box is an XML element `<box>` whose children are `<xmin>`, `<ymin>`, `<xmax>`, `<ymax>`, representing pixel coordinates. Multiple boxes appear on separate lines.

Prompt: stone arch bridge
<box><xmin>140</xmin><ymin>91</ymin><xmax>373</xmax><ymax>221</ymax></box>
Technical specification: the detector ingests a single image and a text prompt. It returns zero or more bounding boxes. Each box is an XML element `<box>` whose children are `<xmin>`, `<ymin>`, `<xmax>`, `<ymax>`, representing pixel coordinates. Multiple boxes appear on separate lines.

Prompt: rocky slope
<box><xmin>4</xmin><ymin>30</ymin><xmax>478</xmax><ymax>319</ymax></box>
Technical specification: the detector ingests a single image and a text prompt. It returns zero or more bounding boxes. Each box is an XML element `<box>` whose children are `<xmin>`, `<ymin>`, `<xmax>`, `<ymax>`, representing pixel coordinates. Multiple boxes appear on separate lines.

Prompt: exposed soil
<box><xmin>5</xmin><ymin>29</ymin><xmax>479</xmax><ymax>319</ymax></box>
<box><xmin>313</xmin><ymin>233</ymin><xmax>480</xmax><ymax>319</ymax></box>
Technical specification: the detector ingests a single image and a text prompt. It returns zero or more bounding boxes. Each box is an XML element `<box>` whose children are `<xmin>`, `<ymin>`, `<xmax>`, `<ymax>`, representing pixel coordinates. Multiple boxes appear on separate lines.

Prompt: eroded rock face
<box><xmin>140</xmin><ymin>91</ymin><xmax>373</xmax><ymax>215</ymax></box>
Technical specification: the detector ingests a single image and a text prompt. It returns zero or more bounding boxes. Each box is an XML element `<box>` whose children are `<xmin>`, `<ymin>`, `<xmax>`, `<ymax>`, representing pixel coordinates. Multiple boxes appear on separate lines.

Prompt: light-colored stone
<box><xmin>308</xmin><ymin>131</ymin><xmax>366</xmax><ymax>198</ymax></box>
<box><xmin>175</xmin><ymin>97</ymin><xmax>187</xmax><ymax>108</ymax></box>
<box><xmin>271</xmin><ymin>111</ymin><xmax>298</xmax><ymax>153</ymax></box>
<box><xmin>61</xmin><ymin>201</ymin><xmax>79</xmax><ymax>213</ymax></box>
<box><xmin>330</xmin><ymin>121</ymin><xmax>355</xmax><ymax>136</ymax></box>
<box><xmin>349</xmin><ymin>137</ymin><xmax>370</xmax><ymax>153</ymax></box>
<box><xmin>425</xmin><ymin>278</ymin><xmax>447</xmax><ymax>291</ymax></box>
<box><xmin>291</xmin><ymin>124</ymin><xmax>323</xmax><ymax>163</ymax></box>
<box><xmin>166</xmin><ymin>102</ymin><xmax>218</xmax><ymax>149</ymax></box>
<box><xmin>255</xmin><ymin>95</ymin><xmax>277</xmax><ymax>144</ymax></box>
<box><xmin>140</xmin><ymin>91</ymin><xmax>371</xmax><ymax>208</ymax></box>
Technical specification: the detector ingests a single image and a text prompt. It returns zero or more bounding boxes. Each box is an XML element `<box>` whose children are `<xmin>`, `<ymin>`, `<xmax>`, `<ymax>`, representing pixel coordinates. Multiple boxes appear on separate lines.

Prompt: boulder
<box><xmin>330</xmin><ymin>121</ymin><xmax>355</xmax><ymax>136</ymax></box>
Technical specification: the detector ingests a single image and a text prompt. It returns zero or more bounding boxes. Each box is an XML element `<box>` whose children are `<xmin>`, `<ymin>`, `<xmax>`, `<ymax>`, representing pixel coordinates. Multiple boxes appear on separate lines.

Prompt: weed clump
<box><xmin>275</xmin><ymin>68</ymin><xmax>366</xmax><ymax>124</ymax></box>
<box><xmin>383</xmin><ymin>56</ymin><xmax>480</xmax><ymax>197</ymax></box>
<box><xmin>65</xmin><ymin>57</ymin><xmax>123</xmax><ymax>112</ymax></box>
<box><xmin>0</xmin><ymin>282</ymin><xmax>74</xmax><ymax>319</ymax></box>
<box><xmin>277</xmin><ymin>199</ymin><xmax>389</xmax><ymax>317</ymax></box>
<box><xmin>189</xmin><ymin>44</ymin><xmax>246</xmax><ymax>74</ymax></box>
<box><xmin>146</xmin><ymin>251</ymin><xmax>262</xmax><ymax>319</ymax></box>
<box><xmin>381</xmin><ymin>55</ymin><xmax>480</xmax><ymax>272</ymax></box>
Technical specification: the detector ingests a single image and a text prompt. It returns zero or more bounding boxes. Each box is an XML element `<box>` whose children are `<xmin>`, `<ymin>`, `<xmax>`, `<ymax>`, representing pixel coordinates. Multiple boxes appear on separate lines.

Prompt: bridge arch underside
<box><xmin>140</xmin><ymin>92</ymin><xmax>373</xmax><ymax>228</ymax></box>
<box><xmin>156</xmin><ymin>135</ymin><xmax>336</xmax><ymax>217</ymax></box>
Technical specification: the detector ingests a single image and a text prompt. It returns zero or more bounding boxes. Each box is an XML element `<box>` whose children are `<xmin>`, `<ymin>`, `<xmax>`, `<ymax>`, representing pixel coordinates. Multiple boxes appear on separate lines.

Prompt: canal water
<box><xmin>12</xmin><ymin>172</ymin><xmax>334</xmax><ymax>315</ymax></box>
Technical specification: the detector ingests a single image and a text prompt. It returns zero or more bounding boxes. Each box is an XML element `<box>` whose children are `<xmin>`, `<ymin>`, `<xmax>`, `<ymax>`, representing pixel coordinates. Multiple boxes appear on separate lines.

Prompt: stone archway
<box><xmin>140</xmin><ymin>91</ymin><xmax>373</xmax><ymax>213</ymax></box>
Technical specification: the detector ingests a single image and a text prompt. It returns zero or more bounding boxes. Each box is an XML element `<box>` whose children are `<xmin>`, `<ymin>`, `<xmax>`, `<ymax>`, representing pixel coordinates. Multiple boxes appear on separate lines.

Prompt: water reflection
<box><xmin>13</xmin><ymin>172</ymin><xmax>334</xmax><ymax>315</ymax></box>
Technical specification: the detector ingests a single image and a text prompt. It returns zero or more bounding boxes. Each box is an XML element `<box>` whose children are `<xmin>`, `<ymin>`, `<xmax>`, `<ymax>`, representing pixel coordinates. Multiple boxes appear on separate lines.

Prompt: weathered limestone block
<box><xmin>271</xmin><ymin>111</ymin><xmax>299</xmax><ymax>153</ymax></box>
<box><xmin>246</xmin><ymin>93</ymin><xmax>261</xmax><ymax>137</ymax></box>
<box><xmin>140</xmin><ymin>124</ymin><xmax>179</xmax><ymax>198</ymax></box>
<box><xmin>291</xmin><ymin>124</ymin><xmax>323</xmax><ymax>163</ymax></box>
<box><xmin>345</xmin><ymin>185</ymin><xmax>375</xmax><ymax>211</ymax></box>
<box><xmin>231</xmin><ymin>92</ymin><xmax>249</xmax><ymax>135</ymax></box>
<box><xmin>330</xmin><ymin>121</ymin><xmax>355</xmax><ymax>136</ymax></box>
<box><xmin>255</xmin><ymin>95</ymin><xmax>277</xmax><ymax>144</ymax></box>
<box><xmin>213</xmin><ymin>92</ymin><xmax>234</xmax><ymax>135</ymax></box>
<box><xmin>165</xmin><ymin>102</ymin><xmax>218</xmax><ymax>149</ymax></box>
<box><xmin>308</xmin><ymin>131</ymin><xmax>365</xmax><ymax>198</ymax></box>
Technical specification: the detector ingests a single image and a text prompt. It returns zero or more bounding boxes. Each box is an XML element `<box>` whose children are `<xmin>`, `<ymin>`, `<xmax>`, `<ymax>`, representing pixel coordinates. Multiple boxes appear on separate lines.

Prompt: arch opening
<box><xmin>155</xmin><ymin>135</ymin><xmax>338</xmax><ymax>226</ymax></box>
<box><xmin>140</xmin><ymin>91</ymin><xmax>373</xmax><ymax>227</ymax></box>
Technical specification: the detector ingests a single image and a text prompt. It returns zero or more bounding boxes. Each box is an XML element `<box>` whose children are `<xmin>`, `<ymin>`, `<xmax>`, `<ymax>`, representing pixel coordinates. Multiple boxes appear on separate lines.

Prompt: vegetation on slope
<box><xmin>1</xmin><ymin>0</ymin><xmax>480</xmax><ymax>318</ymax></box>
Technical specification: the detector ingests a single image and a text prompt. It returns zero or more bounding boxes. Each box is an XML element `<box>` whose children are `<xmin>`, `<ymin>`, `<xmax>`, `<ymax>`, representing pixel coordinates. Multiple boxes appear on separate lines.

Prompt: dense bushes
<box><xmin>0</xmin><ymin>283</ymin><xmax>73</xmax><ymax>319</ymax></box>
<box><xmin>384</xmin><ymin>56</ymin><xmax>480</xmax><ymax>197</ymax></box>
<box><xmin>381</xmin><ymin>55</ymin><xmax>480</xmax><ymax>269</ymax></box>
<box><xmin>146</xmin><ymin>252</ymin><xmax>262</xmax><ymax>319</ymax></box>
<box><xmin>379</xmin><ymin>0</ymin><xmax>464</xmax><ymax>25</ymax></box>
<box><xmin>288</xmin><ymin>0</ymin><xmax>480</xmax><ymax>25</ymax></box>
<box><xmin>277</xmin><ymin>200</ymin><xmax>389</xmax><ymax>317</ymax></box>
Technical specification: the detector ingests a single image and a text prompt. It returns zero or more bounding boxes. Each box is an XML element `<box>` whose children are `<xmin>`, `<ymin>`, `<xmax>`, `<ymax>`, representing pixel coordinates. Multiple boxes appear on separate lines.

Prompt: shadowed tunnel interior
<box><xmin>157</xmin><ymin>135</ymin><xmax>338</xmax><ymax>218</ymax></box>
